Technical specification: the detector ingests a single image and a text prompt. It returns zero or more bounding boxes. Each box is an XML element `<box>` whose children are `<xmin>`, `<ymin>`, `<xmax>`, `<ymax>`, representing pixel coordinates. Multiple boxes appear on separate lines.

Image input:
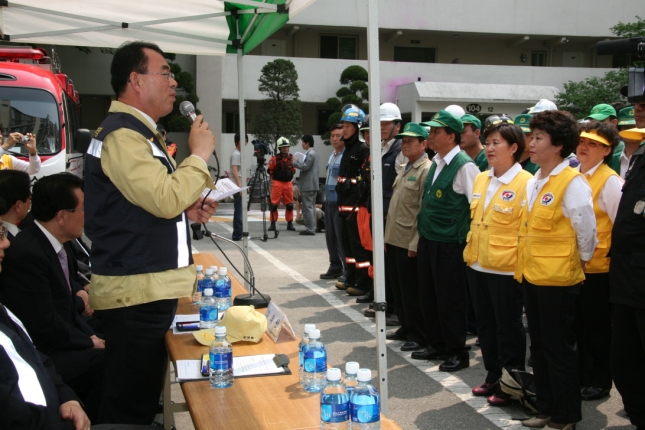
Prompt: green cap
<box><xmin>422</xmin><ymin>110</ymin><xmax>464</xmax><ymax>133</ymax></box>
<box><xmin>394</xmin><ymin>122</ymin><xmax>428</xmax><ymax>140</ymax></box>
<box><xmin>618</xmin><ymin>106</ymin><xmax>636</xmax><ymax>126</ymax></box>
<box><xmin>587</xmin><ymin>104</ymin><xmax>616</xmax><ymax>121</ymax></box>
<box><xmin>514</xmin><ymin>114</ymin><xmax>533</xmax><ymax>133</ymax></box>
<box><xmin>460</xmin><ymin>114</ymin><xmax>481</xmax><ymax>130</ymax></box>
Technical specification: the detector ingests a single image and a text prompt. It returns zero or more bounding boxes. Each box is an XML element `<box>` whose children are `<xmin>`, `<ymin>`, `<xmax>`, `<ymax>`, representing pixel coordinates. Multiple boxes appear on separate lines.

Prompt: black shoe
<box><xmin>320</xmin><ymin>272</ymin><xmax>343</xmax><ymax>280</ymax></box>
<box><xmin>347</xmin><ymin>286</ymin><xmax>369</xmax><ymax>296</ymax></box>
<box><xmin>439</xmin><ymin>355</ymin><xmax>470</xmax><ymax>372</ymax></box>
<box><xmin>581</xmin><ymin>387</ymin><xmax>610</xmax><ymax>401</ymax></box>
<box><xmin>401</xmin><ymin>341</ymin><xmax>426</xmax><ymax>352</ymax></box>
<box><xmin>386</xmin><ymin>315</ymin><xmax>400</xmax><ymax>326</ymax></box>
<box><xmin>411</xmin><ymin>347</ymin><xmax>450</xmax><ymax>361</ymax></box>
<box><xmin>363</xmin><ymin>308</ymin><xmax>375</xmax><ymax>318</ymax></box>
<box><xmin>299</xmin><ymin>230</ymin><xmax>315</xmax><ymax>236</ymax></box>
<box><xmin>287</xmin><ymin>222</ymin><xmax>296</xmax><ymax>231</ymax></box>
<box><xmin>356</xmin><ymin>290</ymin><xmax>374</xmax><ymax>303</ymax></box>
<box><xmin>268</xmin><ymin>222</ymin><xmax>276</xmax><ymax>231</ymax></box>
<box><xmin>385</xmin><ymin>331</ymin><xmax>406</xmax><ymax>341</ymax></box>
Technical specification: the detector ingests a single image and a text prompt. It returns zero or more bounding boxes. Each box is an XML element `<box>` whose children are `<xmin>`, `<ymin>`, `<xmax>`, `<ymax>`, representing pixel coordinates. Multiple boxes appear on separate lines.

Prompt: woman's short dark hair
<box><xmin>31</xmin><ymin>173</ymin><xmax>84</xmax><ymax>223</ymax></box>
<box><xmin>483</xmin><ymin>123</ymin><xmax>526</xmax><ymax>163</ymax></box>
<box><xmin>111</xmin><ymin>41</ymin><xmax>165</xmax><ymax>97</ymax></box>
<box><xmin>302</xmin><ymin>134</ymin><xmax>314</xmax><ymax>147</ymax></box>
<box><xmin>580</xmin><ymin>120</ymin><xmax>620</xmax><ymax>164</ymax></box>
<box><xmin>0</xmin><ymin>170</ymin><xmax>31</xmax><ymax>215</ymax></box>
<box><xmin>529</xmin><ymin>110</ymin><xmax>579</xmax><ymax>158</ymax></box>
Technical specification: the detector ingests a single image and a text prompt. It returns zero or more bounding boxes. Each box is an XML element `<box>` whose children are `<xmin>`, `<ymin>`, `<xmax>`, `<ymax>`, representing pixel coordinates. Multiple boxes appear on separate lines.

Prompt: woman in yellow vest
<box><xmin>464</xmin><ymin>123</ymin><xmax>532</xmax><ymax>406</ymax></box>
<box><xmin>515</xmin><ymin>111</ymin><xmax>597</xmax><ymax>430</ymax></box>
<box><xmin>574</xmin><ymin>121</ymin><xmax>622</xmax><ymax>402</ymax></box>
<box><xmin>0</xmin><ymin>131</ymin><xmax>40</xmax><ymax>174</ymax></box>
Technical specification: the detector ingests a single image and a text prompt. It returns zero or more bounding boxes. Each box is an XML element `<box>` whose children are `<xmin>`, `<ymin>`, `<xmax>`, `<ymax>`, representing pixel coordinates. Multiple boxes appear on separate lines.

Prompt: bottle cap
<box><xmin>357</xmin><ymin>368</ymin><xmax>372</xmax><ymax>382</ymax></box>
<box><xmin>219</xmin><ymin>267</ymin><xmax>227</xmax><ymax>276</ymax></box>
<box><xmin>308</xmin><ymin>328</ymin><xmax>320</xmax><ymax>339</ymax></box>
<box><xmin>304</xmin><ymin>324</ymin><xmax>316</xmax><ymax>334</ymax></box>
<box><xmin>195</xmin><ymin>265</ymin><xmax>203</xmax><ymax>271</ymax></box>
<box><xmin>203</xmin><ymin>288</ymin><xmax>213</xmax><ymax>296</ymax></box>
<box><xmin>205</xmin><ymin>268</ymin><xmax>213</xmax><ymax>275</ymax></box>
<box><xmin>327</xmin><ymin>368</ymin><xmax>341</xmax><ymax>381</ymax></box>
<box><xmin>210</xmin><ymin>266</ymin><xmax>218</xmax><ymax>273</ymax></box>
<box><xmin>345</xmin><ymin>361</ymin><xmax>359</xmax><ymax>374</ymax></box>
<box><xmin>215</xmin><ymin>326</ymin><xmax>226</xmax><ymax>335</ymax></box>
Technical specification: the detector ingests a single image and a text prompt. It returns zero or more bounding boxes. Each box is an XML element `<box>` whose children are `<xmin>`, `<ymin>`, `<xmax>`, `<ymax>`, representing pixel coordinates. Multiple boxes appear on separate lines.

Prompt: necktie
<box><xmin>57</xmin><ymin>248</ymin><xmax>71</xmax><ymax>292</ymax></box>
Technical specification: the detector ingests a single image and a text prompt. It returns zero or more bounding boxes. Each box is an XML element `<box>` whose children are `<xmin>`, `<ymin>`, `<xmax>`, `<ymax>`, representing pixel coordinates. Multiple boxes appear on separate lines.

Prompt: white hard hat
<box><xmin>528</xmin><ymin>99</ymin><xmax>557</xmax><ymax>114</ymax></box>
<box><xmin>380</xmin><ymin>102</ymin><xmax>402</xmax><ymax>121</ymax></box>
<box><xmin>277</xmin><ymin>137</ymin><xmax>290</xmax><ymax>148</ymax></box>
<box><xmin>445</xmin><ymin>105</ymin><xmax>465</xmax><ymax>118</ymax></box>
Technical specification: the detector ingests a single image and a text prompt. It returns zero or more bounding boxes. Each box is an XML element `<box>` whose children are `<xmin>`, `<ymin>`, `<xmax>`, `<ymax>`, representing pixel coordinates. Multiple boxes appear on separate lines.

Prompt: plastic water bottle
<box><xmin>199</xmin><ymin>268</ymin><xmax>215</xmax><ymax>306</ymax></box>
<box><xmin>303</xmin><ymin>328</ymin><xmax>327</xmax><ymax>392</ymax></box>
<box><xmin>215</xmin><ymin>267</ymin><xmax>232</xmax><ymax>311</ymax></box>
<box><xmin>209</xmin><ymin>326</ymin><xmax>233</xmax><ymax>388</ymax></box>
<box><xmin>299</xmin><ymin>324</ymin><xmax>316</xmax><ymax>387</ymax></box>
<box><xmin>320</xmin><ymin>368</ymin><xmax>350</xmax><ymax>430</ymax></box>
<box><xmin>349</xmin><ymin>369</ymin><xmax>380</xmax><ymax>429</ymax></box>
<box><xmin>193</xmin><ymin>265</ymin><xmax>204</xmax><ymax>305</ymax></box>
<box><xmin>200</xmin><ymin>288</ymin><xmax>218</xmax><ymax>329</ymax></box>
<box><xmin>343</xmin><ymin>362</ymin><xmax>359</xmax><ymax>395</ymax></box>
<box><xmin>209</xmin><ymin>266</ymin><xmax>219</xmax><ymax>282</ymax></box>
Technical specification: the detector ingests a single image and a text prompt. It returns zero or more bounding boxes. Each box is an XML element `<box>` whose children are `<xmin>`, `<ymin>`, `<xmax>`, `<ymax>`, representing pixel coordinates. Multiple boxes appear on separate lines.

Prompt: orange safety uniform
<box><xmin>268</xmin><ymin>153</ymin><xmax>295</xmax><ymax>222</ymax></box>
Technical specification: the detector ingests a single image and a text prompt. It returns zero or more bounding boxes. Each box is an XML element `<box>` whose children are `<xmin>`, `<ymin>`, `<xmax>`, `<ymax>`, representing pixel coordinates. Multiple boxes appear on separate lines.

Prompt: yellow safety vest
<box><xmin>585</xmin><ymin>163</ymin><xmax>618</xmax><ymax>274</ymax></box>
<box><xmin>464</xmin><ymin>169</ymin><xmax>532</xmax><ymax>271</ymax></box>
<box><xmin>515</xmin><ymin>166</ymin><xmax>586</xmax><ymax>286</ymax></box>
<box><xmin>0</xmin><ymin>154</ymin><xmax>13</xmax><ymax>170</ymax></box>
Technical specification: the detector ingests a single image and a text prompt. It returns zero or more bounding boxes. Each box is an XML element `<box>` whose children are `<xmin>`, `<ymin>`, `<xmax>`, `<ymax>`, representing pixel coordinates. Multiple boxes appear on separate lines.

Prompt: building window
<box><xmin>394</xmin><ymin>46</ymin><xmax>436</xmax><ymax>63</ymax></box>
<box><xmin>320</xmin><ymin>35</ymin><xmax>358</xmax><ymax>60</ymax></box>
<box><xmin>317</xmin><ymin>108</ymin><xmax>334</xmax><ymax>136</ymax></box>
<box><xmin>225</xmin><ymin>112</ymin><xmax>239</xmax><ymax>134</ymax></box>
<box><xmin>531</xmin><ymin>50</ymin><xmax>547</xmax><ymax>67</ymax></box>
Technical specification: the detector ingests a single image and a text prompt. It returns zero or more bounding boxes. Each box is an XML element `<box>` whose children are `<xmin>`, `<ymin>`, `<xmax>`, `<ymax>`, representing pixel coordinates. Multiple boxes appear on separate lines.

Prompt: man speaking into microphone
<box><xmin>84</xmin><ymin>41</ymin><xmax>216</xmax><ymax>425</ymax></box>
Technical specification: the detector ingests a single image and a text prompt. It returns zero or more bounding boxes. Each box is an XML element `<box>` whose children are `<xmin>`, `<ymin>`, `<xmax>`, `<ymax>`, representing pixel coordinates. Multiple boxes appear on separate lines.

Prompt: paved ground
<box><xmin>167</xmin><ymin>202</ymin><xmax>635</xmax><ymax>430</ymax></box>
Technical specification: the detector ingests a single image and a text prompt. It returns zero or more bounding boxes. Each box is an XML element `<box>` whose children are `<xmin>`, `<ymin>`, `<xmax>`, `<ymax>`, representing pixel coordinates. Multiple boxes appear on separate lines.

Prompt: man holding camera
<box><xmin>267</xmin><ymin>137</ymin><xmax>296</xmax><ymax>232</ymax></box>
<box><xmin>0</xmin><ymin>131</ymin><xmax>40</xmax><ymax>174</ymax></box>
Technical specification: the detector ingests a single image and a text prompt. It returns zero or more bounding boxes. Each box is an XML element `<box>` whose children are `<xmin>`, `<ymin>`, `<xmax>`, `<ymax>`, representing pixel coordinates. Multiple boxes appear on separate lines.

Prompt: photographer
<box><xmin>267</xmin><ymin>137</ymin><xmax>296</xmax><ymax>232</ymax></box>
<box><xmin>0</xmin><ymin>131</ymin><xmax>40</xmax><ymax>174</ymax></box>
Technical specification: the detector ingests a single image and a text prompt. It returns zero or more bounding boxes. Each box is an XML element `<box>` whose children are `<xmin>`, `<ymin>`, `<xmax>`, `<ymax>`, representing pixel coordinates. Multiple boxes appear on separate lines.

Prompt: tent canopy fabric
<box><xmin>0</xmin><ymin>0</ymin><xmax>315</xmax><ymax>56</ymax></box>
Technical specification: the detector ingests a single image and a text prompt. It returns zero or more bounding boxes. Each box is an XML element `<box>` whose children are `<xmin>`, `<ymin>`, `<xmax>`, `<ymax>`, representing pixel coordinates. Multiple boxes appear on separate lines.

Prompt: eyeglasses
<box><xmin>0</xmin><ymin>226</ymin><xmax>7</xmax><ymax>241</ymax></box>
<box><xmin>140</xmin><ymin>72</ymin><xmax>175</xmax><ymax>81</ymax></box>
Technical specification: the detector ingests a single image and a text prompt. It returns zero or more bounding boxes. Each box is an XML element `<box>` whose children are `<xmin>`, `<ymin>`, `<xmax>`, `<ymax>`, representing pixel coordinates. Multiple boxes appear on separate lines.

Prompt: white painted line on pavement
<box><xmin>213</xmin><ymin>223</ymin><xmax>525</xmax><ymax>429</ymax></box>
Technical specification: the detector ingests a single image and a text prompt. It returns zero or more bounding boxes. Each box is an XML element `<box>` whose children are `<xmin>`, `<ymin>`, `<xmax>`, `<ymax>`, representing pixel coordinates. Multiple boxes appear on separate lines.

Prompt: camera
<box><xmin>19</xmin><ymin>135</ymin><xmax>29</xmax><ymax>144</ymax></box>
<box><xmin>597</xmin><ymin>36</ymin><xmax>645</xmax><ymax>103</ymax></box>
<box><xmin>252</xmin><ymin>139</ymin><xmax>272</xmax><ymax>165</ymax></box>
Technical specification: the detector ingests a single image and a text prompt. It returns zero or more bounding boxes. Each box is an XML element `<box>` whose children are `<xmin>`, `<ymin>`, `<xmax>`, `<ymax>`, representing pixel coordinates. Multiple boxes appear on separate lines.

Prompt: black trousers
<box><xmin>324</xmin><ymin>203</ymin><xmax>345</xmax><ymax>275</ymax></box>
<box><xmin>467</xmin><ymin>268</ymin><xmax>525</xmax><ymax>383</ymax></box>
<box><xmin>523</xmin><ymin>281</ymin><xmax>581</xmax><ymax>424</ymax></box>
<box><xmin>96</xmin><ymin>299</ymin><xmax>178</xmax><ymax>425</ymax></box>
<box><xmin>385</xmin><ymin>244</ymin><xmax>425</xmax><ymax>344</ymax></box>
<box><xmin>62</xmin><ymin>348</ymin><xmax>105</xmax><ymax>423</ymax></box>
<box><xmin>611</xmin><ymin>303</ymin><xmax>645</xmax><ymax>428</ymax></box>
<box><xmin>340</xmin><ymin>214</ymin><xmax>372</xmax><ymax>290</ymax></box>
<box><xmin>417</xmin><ymin>238</ymin><xmax>468</xmax><ymax>355</ymax></box>
<box><xmin>575</xmin><ymin>272</ymin><xmax>612</xmax><ymax>389</ymax></box>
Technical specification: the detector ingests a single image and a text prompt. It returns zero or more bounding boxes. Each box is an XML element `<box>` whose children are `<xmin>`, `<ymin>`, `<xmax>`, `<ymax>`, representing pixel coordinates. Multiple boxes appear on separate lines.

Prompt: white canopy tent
<box><xmin>0</xmin><ymin>0</ymin><xmax>391</xmax><ymax>415</ymax></box>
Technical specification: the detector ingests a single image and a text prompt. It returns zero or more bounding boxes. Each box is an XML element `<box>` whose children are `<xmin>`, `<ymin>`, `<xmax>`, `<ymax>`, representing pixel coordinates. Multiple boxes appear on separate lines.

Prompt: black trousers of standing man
<box><xmin>97</xmin><ymin>299</ymin><xmax>178</xmax><ymax>424</ymax></box>
<box><xmin>417</xmin><ymin>237</ymin><xmax>468</xmax><ymax>355</ymax></box>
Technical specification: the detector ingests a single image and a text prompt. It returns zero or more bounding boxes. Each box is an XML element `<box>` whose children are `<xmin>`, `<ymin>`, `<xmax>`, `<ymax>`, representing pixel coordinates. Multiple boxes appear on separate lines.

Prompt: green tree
<box><xmin>322</xmin><ymin>65</ymin><xmax>369</xmax><ymax>144</ymax></box>
<box><xmin>159</xmin><ymin>57</ymin><xmax>201</xmax><ymax>132</ymax></box>
<box><xmin>555</xmin><ymin>16</ymin><xmax>644</xmax><ymax>119</ymax></box>
<box><xmin>251</xmin><ymin>59</ymin><xmax>302</xmax><ymax>147</ymax></box>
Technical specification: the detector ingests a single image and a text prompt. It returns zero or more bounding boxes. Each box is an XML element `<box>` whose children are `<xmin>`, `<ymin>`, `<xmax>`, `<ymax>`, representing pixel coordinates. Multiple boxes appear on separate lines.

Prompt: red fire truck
<box><xmin>0</xmin><ymin>46</ymin><xmax>90</xmax><ymax>178</ymax></box>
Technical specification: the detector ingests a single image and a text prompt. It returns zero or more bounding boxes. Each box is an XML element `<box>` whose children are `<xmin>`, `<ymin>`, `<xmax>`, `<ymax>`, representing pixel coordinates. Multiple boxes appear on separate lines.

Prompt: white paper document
<box><xmin>175</xmin><ymin>354</ymin><xmax>287</xmax><ymax>382</ymax></box>
<box><xmin>201</xmin><ymin>178</ymin><xmax>249</xmax><ymax>202</ymax></box>
<box><xmin>293</xmin><ymin>152</ymin><xmax>306</xmax><ymax>164</ymax></box>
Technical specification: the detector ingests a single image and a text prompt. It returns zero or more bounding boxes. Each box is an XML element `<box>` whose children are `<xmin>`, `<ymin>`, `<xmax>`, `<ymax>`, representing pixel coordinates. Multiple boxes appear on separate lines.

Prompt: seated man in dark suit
<box><xmin>0</xmin><ymin>173</ymin><xmax>104</xmax><ymax>422</ymax></box>
<box><xmin>0</xmin><ymin>169</ymin><xmax>31</xmax><ymax>240</ymax></box>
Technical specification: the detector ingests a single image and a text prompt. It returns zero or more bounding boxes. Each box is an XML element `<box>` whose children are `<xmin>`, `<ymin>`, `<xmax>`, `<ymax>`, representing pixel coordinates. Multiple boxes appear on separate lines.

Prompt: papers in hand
<box><xmin>175</xmin><ymin>354</ymin><xmax>287</xmax><ymax>382</ymax></box>
<box><xmin>201</xmin><ymin>178</ymin><xmax>249</xmax><ymax>202</ymax></box>
<box><xmin>293</xmin><ymin>152</ymin><xmax>306</xmax><ymax>164</ymax></box>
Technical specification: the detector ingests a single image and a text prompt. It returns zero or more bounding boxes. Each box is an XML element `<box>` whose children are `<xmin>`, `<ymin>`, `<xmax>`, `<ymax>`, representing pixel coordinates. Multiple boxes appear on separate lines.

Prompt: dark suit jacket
<box><xmin>0</xmin><ymin>306</ymin><xmax>77</xmax><ymax>430</ymax></box>
<box><xmin>0</xmin><ymin>223</ymin><xmax>96</xmax><ymax>381</ymax></box>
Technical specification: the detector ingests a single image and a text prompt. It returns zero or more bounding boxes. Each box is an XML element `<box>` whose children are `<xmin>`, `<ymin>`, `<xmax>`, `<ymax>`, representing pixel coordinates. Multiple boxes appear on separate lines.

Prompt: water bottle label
<box><xmin>215</xmin><ymin>281</ymin><xmax>230</xmax><ymax>298</ymax></box>
<box><xmin>321</xmin><ymin>403</ymin><xmax>349</xmax><ymax>423</ymax></box>
<box><xmin>351</xmin><ymin>404</ymin><xmax>380</xmax><ymax>423</ymax></box>
<box><xmin>209</xmin><ymin>351</ymin><xmax>232</xmax><ymax>371</ymax></box>
<box><xmin>303</xmin><ymin>356</ymin><xmax>326</xmax><ymax>372</ymax></box>
<box><xmin>200</xmin><ymin>306</ymin><xmax>218</xmax><ymax>322</ymax></box>
<box><xmin>299</xmin><ymin>350</ymin><xmax>303</xmax><ymax>367</ymax></box>
<box><xmin>202</xmin><ymin>279</ymin><xmax>214</xmax><ymax>292</ymax></box>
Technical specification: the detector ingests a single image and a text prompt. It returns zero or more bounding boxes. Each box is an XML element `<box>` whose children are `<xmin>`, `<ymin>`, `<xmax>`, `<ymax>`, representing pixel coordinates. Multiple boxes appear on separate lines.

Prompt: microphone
<box><xmin>179</xmin><ymin>101</ymin><xmax>197</xmax><ymax>123</ymax></box>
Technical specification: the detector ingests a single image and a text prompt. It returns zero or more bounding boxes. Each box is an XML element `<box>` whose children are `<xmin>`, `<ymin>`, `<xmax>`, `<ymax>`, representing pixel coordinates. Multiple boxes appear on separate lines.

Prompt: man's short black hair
<box><xmin>31</xmin><ymin>174</ymin><xmax>84</xmax><ymax>223</ymax></box>
<box><xmin>111</xmin><ymin>41</ymin><xmax>165</xmax><ymax>97</ymax></box>
<box><xmin>444</xmin><ymin>127</ymin><xmax>461</xmax><ymax>144</ymax></box>
<box><xmin>0</xmin><ymin>170</ymin><xmax>30</xmax><ymax>215</ymax></box>
<box><xmin>302</xmin><ymin>134</ymin><xmax>314</xmax><ymax>147</ymax></box>
<box><xmin>329</xmin><ymin>123</ymin><xmax>343</xmax><ymax>132</ymax></box>
<box><xmin>234</xmin><ymin>132</ymin><xmax>248</xmax><ymax>145</ymax></box>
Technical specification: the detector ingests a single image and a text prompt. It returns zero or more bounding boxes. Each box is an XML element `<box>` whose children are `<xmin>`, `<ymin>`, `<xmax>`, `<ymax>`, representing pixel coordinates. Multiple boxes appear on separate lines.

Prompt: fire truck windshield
<box><xmin>0</xmin><ymin>87</ymin><xmax>60</xmax><ymax>156</ymax></box>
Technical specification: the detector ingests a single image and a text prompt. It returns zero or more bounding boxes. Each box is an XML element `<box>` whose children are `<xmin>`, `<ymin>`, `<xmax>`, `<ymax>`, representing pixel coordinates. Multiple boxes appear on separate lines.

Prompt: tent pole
<box><xmin>366</xmin><ymin>0</ymin><xmax>388</xmax><ymax>415</ymax></box>
<box><xmin>236</xmin><ymin>17</ymin><xmax>251</xmax><ymax>290</ymax></box>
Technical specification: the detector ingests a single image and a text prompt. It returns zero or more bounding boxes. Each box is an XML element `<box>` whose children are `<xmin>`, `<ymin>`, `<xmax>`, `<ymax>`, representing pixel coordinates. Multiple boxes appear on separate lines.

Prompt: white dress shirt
<box><xmin>578</xmin><ymin>161</ymin><xmax>624</xmax><ymax>223</ymax></box>
<box><xmin>431</xmin><ymin>145</ymin><xmax>480</xmax><ymax>203</ymax></box>
<box><xmin>526</xmin><ymin>159</ymin><xmax>598</xmax><ymax>261</ymax></box>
